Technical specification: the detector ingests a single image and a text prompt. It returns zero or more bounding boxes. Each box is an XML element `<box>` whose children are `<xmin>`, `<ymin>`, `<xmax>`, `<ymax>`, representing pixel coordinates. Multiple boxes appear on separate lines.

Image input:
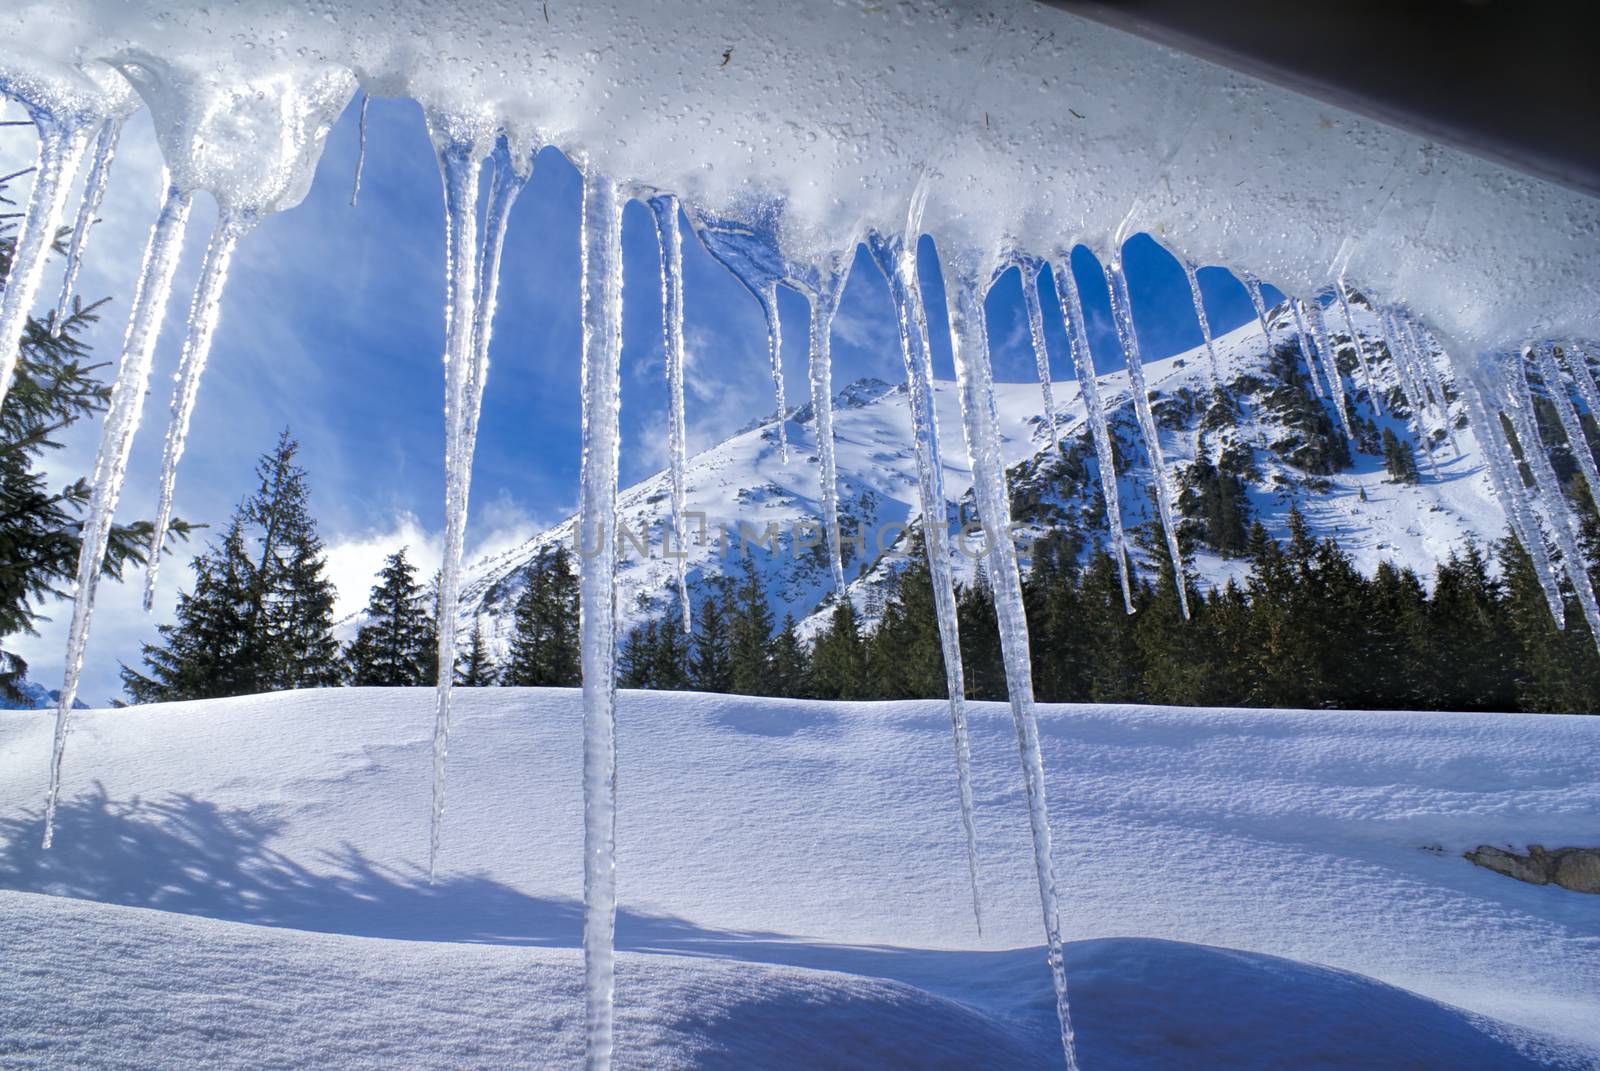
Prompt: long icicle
<box><xmin>1375</xmin><ymin>305</ymin><xmax>1438</xmax><ymax>479</ymax></box>
<box><xmin>142</xmin><ymin>211</ymin><xmax>253</xmax><ymax>609</ymax></box>
<box><xmin>1334</xmin><ymin>284</ymin><xmax>1383</xmax><ymax>414</ymax></box>
<box><xmin>866</xmin><ymin>230</ymin><xmax>983</xmax><ymax>935</ymax></box>
<box><xmin>0</xmin><ymin>114</ymin><xmax>93</xmax><ymax>408</ymax></box>
<box><xmin>427</xmin><ymin>129</ymin><xmax>484</xmax><ymax>880</ymax></box>
<box><xmin>1400</xmin><ymin>310</ymin><xmax>1459</xmax><ymax>453</ymax></box>
<box><xmin>578</xmin><ymin>169</ymin><xmax>625</xmax><ymax>1071</ymax></box>
<box><xmin>760</xmin><ymin>282</ymin><xmax>789</xmax><ymax>462</ymax></box>
<box><xmin>1290</xmin><ymin>296</ymin><xmax>1332</xmax><ymax>403</ymax></box>
<box><xmin>463</xmin><ymin>138</ymin><xmax>530</xmax><ymax>461</ymax></box>
<box><xmin>650</xmin><ymin>194</ymin><xmax>692</xmax><ymax>632</ymax></box>
<box><xmin>1248</xmin><ymin>272</ymin><xmax>1321</xmax><ymax>399</ymax></box>
<box><xmin>1377</xmin><ymin>305</ymin><xmax>1424</xmax><ymax>416</ymax></box>
<box><xmin>1182</xmin><ymin>259</ymin><xmax>1221</xmax><ymax>391</ymax></box>
<box><xmin>1104</xmin><ymin>258</ymin><xmax>1189</xmax><ymax>620</ymax></box>
<box><xmin>1458</xmin><ymin>372</ymin><xmax>1565</xmax><ymax>625</ymax></box>
<box><xmin>50</xmin><ymin>116</ymin><xmax>122</xmax><ymax>337</ymax></box>
<box><xmin>1055</xmin><ymin>259</ymin><xmax>1134</xmax><ymax>614</ymax></box>
<box><xmin>1562</xmin><ymin>342</ymin><xmax>1600</xmax><ymax>427</ymax></box>
<box><xmin>350</xmin><ymin>92</ymin><xmax>369</xmax><ymax>207</ymax></box>
<box><xmin>1507</xmin><ymin>353</ymin><xmax>1600</xmax><ymax>649</ymax></box>
<box><xmin>807</xmin><ymin>261</ymin><xmax>852</xmax><ymax>593</ymax></box>
<box><xmin>1304</xmin><ymin>298</ymin><xmax>1356</xmax><ymax>444</ymax></box>
<box><xmin>1020</xmin><ymin>259</ymin><xmax>1059</xmax><ymax>446</ymax></box>
<box><xmin>43</xmin><ymin>182</ymin><xmax>193</xmax><ymax>850</ymax></box>
<box><xmin>946</xmin><ymin>263</ymin><xmax>1079</xmax><ymax>1071</ymax></box>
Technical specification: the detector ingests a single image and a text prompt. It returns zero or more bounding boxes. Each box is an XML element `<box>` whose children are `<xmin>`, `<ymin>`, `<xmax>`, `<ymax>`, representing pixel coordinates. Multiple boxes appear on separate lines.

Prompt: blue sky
<box><xmin>3</xmin><ymin>94</ymin><xmax>1280</xmax><ymax>703</ymax></box>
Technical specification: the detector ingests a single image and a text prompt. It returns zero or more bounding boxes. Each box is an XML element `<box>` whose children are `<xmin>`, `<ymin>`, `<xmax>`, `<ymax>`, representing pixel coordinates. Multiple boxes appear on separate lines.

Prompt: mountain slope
<box><xmin>458</xmin><ymin>299</ymin><xmax>1508</xmax><ymax>651</ymax></box>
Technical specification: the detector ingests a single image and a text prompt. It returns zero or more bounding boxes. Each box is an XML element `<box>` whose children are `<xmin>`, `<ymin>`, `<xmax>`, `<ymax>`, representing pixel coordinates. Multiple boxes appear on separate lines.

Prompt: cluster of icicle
<box><xmin>5</xmin><ymin>63</ymin><xmax>1599</xmax><ymax>1071</ymax></box>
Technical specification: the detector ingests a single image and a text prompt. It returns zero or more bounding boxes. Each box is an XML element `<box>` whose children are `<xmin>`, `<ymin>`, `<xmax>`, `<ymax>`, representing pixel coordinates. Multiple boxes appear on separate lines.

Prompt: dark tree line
<box><xmin>618</xmin><ymin>513</ymin><xmax>1600</xmax><ymax>714</ymax></box>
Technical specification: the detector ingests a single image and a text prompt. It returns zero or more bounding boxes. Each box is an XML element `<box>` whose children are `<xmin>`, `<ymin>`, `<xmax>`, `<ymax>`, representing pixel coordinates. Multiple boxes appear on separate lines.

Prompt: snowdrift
<box><xmin>2</xmin><ymin>689</ymin><xmax>1596</xmax><ymax>1067</ymax></box>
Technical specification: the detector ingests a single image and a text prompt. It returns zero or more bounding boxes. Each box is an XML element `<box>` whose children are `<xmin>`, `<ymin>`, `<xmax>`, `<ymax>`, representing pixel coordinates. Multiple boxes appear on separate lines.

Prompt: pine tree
<box><xmin>502</xmin><ymin>545</ymin><xmax>580</xmax><ymax>686</ymax></box>
<box><xmin>1427</xmin><ymin>541</ymin><xmax>1515</xmax><ymax>711</ymax></box>
<box><xmin>1024</xmin><ymin>531</ymin><xmax>1089</xmax><ymax>702</ymax></box>
<box><xmin>866</xmin><ymin>532</ymin><xmax>949</xmax><ymax>699</ymax></box>
<box><xmin>121</xmin><ymin>520</ymin><xmax>254</xmax><ymax>703</ymax></box>
<box><xmin>1078</xmin><ymin>550</ymin><xmax>1145</xmax><ymax>702</ymax></box>
<box><xmin>1382</xmin><ymin>427</ymin><xmax>1420</xmax><ymax>483</ymax></box>
<box><xmin>619</xmin><ymin>618</ymin><xmax>659</xmax><ymax>688</ymax></box>
<box><xmin>650</xmin><ymin>602</ymin><xmax>692</xmax><ymax>690</ymax></box>
<box><xmin>344</xmin><ymin>548</ymin><xmax>437</xmax><ymax>686</ymax></box>
<box><xmin>122</xmin><ymin>431</ymin><xmax>338</xmax><ymax>700</ymax></box>
<box><xmin>690</xmin><ymin>586</ymin><xmax>734</xmax><ymax>693</ymax></box>
<box><xmin>456</xmin><ymin>617</ymin><xmax>497</xmax><ymax>686</ymax></box>
<box><xmin>1497</xmin><ymin>534</ymin><xmax>1600</xmax><ymax>713</ymax></box>
<box><xmin>241</xmin><ymin>430</ymin><xmax>342</xmax><ymax>689</ymax></box>
<box><xmin>809</xmin><ymin>597</ymin><xmax>866</xmax><ymax>699</ymax></box>
<box><xmin>1136</xmin><ymin>551</ymin><xmax>1213</xmax><ymax>705</ymax></box>
<box><xmin>1355</xmin><ymin>560</ymin><xmax>1429</xmax><ymax>709</ymax></box>
<box><xmin>0</xmin><ymin>224</ymin><xmax>193</xmax><ymax>700</ymax></box>
<box><xmin>728</xmin><ymin>558</ymin><xmax>774</xmax><ymax>695</ymax></box>
<box><xmin>769</xmin><ymin>613</ymin><xmax>810</xmax><ymax>697</ymax></box>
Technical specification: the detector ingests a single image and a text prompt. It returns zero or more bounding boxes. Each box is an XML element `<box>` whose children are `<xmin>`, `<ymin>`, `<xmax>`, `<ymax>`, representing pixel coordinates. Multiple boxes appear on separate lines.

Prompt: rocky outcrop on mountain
<box><xmin>1466</xmin><ymin>845</ymin><xmax>1600</xmax><ymax>894</ymax></box>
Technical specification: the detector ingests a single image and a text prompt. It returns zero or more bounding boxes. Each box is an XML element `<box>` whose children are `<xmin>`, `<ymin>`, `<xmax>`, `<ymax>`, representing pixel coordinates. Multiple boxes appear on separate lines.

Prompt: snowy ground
<box><xmin>2</xmin><ymin>690</ymin><xmax>1597</xmax><ymax>1068</ymax></box>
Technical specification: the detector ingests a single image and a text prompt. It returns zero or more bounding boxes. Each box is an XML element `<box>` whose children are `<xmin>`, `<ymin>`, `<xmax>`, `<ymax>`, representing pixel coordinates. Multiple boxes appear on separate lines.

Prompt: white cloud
<box><xmin>321</xmin><ymin>493</ymin><xmax>549</xmax><ymax>621</ymax></box>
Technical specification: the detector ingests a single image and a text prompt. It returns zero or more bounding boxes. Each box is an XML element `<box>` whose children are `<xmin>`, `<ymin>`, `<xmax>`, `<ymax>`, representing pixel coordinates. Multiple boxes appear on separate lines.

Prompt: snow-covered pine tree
<box><xmin>345</xmin><ymin>547</ymin><xmax>437</xmax><ymax>686</ymax></box>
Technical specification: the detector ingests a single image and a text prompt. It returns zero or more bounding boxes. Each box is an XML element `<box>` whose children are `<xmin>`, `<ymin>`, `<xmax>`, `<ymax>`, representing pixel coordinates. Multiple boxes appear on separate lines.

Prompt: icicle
<box><xmin>1334</xmin><ymin>284</ymin><xmax>1383</xmax><ymax>414</ymax></box>
<box><xmin>1458</xmin><ymin>373</ymin><xmax>1565</xmax><ymax>625</ymax></box>
<box><xmin>0</xmin><ymin>114</ymin><xmax>93</xmax><ymax>409</ymax></box>
<box><xmin>1054</xmin><ymin>258</ymin><xmax>1134</xmax><ymax>614</ymax></box>
<box><xmin>1400</xmin><ymin>311</ymin><xmax>1459</xmax><ymax>453</ymax></box>
<box><xmin>760</xmin><ymin>282</ymin><xmax>789</xmax><ymax>462</ymax></box>
<box><xmin>1561</xmin><ymin>343</ymin><xmax>1600</xmax><ymax>426</ymax></box>
<box><xmin>350</xmin><ymin>92</ymin><xmax>369</xmax><ymax>207</ymax></box>
<box><xmin>427</xmin><ymin>129</ymin><xmax>485</xmax><ymax>881</ymax></box>
<box><xmin>42</xmin><ymin>182</ymin><xmax>193</xmax><ymax>850</ymax></box>
<box><xmin>805</xmin><ymin>259</ymin><xmax>852</xmax><ymax>593</ymax></box>
<box><xmin>1289</xmin><ymin>297</ymin><xmax>1329</xmax><ymax>401</ymax></box>
<box><xmin>1303</xmin><ymin>298</ymin><xmax>1356</xmax><ymax>443</ymax></box>
<box><xmin>945</xmin><ymin>262</ymin><xmax>1079</xmax><ymax>1071</ymax></box>
<box><xmin>1506</xmin><ymin>353</ymin><xmax>1600</xmax><ymax>650</ymax></box>
<box><xmin>1537</xmin><ymin>345</ymin><xmax>1600</xmax><ymax>520</ymax></box>
<box><xmin>650</xmin><ymin>194</ymin><xmax>692</xmax><ymax>632</ymax></box>
<box><xmin>50</xmin><ymin>116</ymin><xmax>122</xmax><ymax>337</ymax></box>
<box><xmin>865</xmin><ymin>230</ymin><xmax>984</xmax><ymax>936</ymax></box>
<box><xmin>1181</xmin><ymin>259</ymin><xmax>1221</xmax><ymax>391</ymax></box>
<box><xmin>1104</xmin><ymin>258</ymin><xmax>1189</xmax><ymax>620</ymax></box>
<box><xmin>141</xmin><ymin>211</ymin><xmax>254</xmax><ymax>610</ymax></box>
<box><xmin>463</xmin><ymin>137</ymin><xmax>531</xmax><ymax>461</ymax></box>
<box><xmin>578</xmin><ymin>169</ymin><xmax>625</xmax><ymax>1071</ymax></box>
<box><xmin>1376</xmin><ymin>305</ymin><xmax>1424</xmax><ymax>416</ymax></box>
<box><xmin>1242</xmin><ymin>273</ymin><xmax>1273</xmax><ymax>353</ymax></box>
<box><xmin>1020</xmin><ymin>259</ymin><xmax>1059</xmax><ymax>445</ymax></box>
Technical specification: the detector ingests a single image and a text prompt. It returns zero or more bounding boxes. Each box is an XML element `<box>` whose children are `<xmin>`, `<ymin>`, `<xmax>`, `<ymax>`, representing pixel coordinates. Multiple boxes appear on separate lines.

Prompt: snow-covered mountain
<box><xmin>459</xmin><ymin>299</ymin><xmax>1504</xmax><ymax>653</ymax></box>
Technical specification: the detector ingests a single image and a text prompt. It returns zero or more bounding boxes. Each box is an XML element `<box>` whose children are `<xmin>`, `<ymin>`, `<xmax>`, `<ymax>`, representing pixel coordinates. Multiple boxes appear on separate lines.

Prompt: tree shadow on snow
<box><xmin>0</xmin><ymin>783</ymin><xmax>722</xmax><ymax>948</ymax></box>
